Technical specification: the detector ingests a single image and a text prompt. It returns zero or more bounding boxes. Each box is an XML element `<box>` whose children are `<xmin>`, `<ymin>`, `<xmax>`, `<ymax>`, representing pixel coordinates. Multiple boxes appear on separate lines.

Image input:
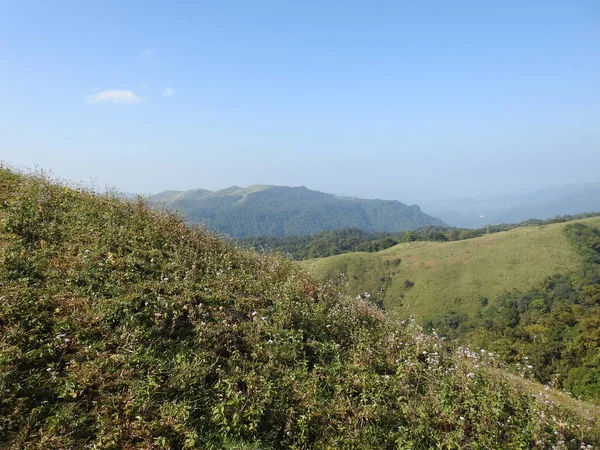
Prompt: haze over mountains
<box><xmin>149</xmin><ymin>185</ymin><xmax>444</xmax><ymax>237</ymax></box>
<box><xmin>149</xmin><ymin>181</ymin><xmax>600</xmax><ymax>237</ymax></box>
<box><xmin>422</xmin><ymin>183</ymin><xmax>600</xmax><ymax>228</ymax></box>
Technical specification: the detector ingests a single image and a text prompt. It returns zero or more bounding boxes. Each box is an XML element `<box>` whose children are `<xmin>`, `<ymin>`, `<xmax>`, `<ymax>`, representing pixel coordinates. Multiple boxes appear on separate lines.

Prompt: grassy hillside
<box><xmin>304</xmin><ymin>217</ymin><xmax>600</xmax><ymax>321</ymax></box>
<box><xmin>1</xmin><ymin>168</ymin><xmax>599</xmax><ymax>448</ymax></box>
<box><xmin>149</xmin><ymin>185</ymin><xmax>445</xmax><ymax>237</ymax></box>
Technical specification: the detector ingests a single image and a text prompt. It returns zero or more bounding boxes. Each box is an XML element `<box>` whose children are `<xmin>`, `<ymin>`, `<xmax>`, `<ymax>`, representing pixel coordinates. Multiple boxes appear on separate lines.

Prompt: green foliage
<box><xmin>564</xmin><ymin>222</ymin><xmax>600</xmax><ymax>265</ymax></box>
<box><xmin>242</xmin><ymin>214</ymin><xmax>600</xmax><ymax>261</ymax></box>
<box><xmin>150</xmin><ymin>185</ymin><xmax>445</xmax><ymax>237</ymax></box>
<box><xmin>429</xmin><ymin>223</ymin><xmax>600</xmax><ymax>401</ymax></box>
<box><xmin>306</xmin><ymin>217</ymin><xmax>599</xmax><ymax>322</ymax></box>
<box><xmin>0</xmin><ymin>168</ymin><xmax>599</xmax><ymax>448</ymax></box>
<box><xmin>564</xmin><ymin>368</ymin><xmax>600</xmax><ymax>400</ymax></box>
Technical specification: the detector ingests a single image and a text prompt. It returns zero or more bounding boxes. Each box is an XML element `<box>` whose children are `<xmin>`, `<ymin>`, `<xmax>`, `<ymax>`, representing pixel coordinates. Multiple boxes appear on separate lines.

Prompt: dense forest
<box><xmin>240</xmin><ymin>212</ymin><xmax>600</xmax><ymax>260</ymax></box>
<box><xmin>428</xmin><ymin>222</ymin><xmax>600</xmax><ymax>401</ymax></box>
<box><xmin>149</xmin><ymin>185</ymin><xmax>444</xmax><ymax>237</ymax></box>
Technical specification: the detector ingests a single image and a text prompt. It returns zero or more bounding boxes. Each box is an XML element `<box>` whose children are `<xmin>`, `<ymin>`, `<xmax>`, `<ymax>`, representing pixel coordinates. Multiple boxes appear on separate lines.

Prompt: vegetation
<box><xmin>242</xmin><ymin>213</ymin><xmax>600</xmax><ymax>260</ymax></box>
<box><xmin>149</xmin><ymin>185</ymin><xmax>444</xmax><ymax>237</ymax></box>
<box><xmin>429</xmin><ymin>222</ymin><xmax>600</xmax><ymax>401</ymax></box>
<box><xmin>304</xmin><ymin>217</ymin><xmax>600</xmax><ymax>321</ymax></box>
<box><xmin>1</xmin><ymin>167</ymin><xmax>599</xmax><ymax>448</ymax></box>
<box><xmin>304</xmin><ymin>214</ymin><xmax>600</xmax><ymax>402</ymax></box>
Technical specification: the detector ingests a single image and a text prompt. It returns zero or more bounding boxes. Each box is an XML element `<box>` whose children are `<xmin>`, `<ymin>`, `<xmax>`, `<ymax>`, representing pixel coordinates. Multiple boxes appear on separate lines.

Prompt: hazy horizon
<box><xmin>2</xmin><ymin>1</ymin><xmax>599</xmax><ymax>205</ymax></box>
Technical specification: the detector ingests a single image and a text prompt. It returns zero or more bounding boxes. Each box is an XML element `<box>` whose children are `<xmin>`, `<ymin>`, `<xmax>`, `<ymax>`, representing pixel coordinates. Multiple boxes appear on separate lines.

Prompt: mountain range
<box><xmin>149</xmin><ymin>184</ymin><xmax>445</xmax><ymax>237</ymax></box>
<box><xmin>421</xmin><ymin>183</ymin><xmax>600</xmax><ymax>228</ymax></box>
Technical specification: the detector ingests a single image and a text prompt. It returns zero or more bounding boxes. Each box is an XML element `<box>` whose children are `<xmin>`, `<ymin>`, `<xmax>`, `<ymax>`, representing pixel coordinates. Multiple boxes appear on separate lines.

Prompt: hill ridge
<box><xmin>150</xmin><ymin>184</ymin><xmax>444</xmax><ymax>238</ymax></box>
<box><xmin>305</xmin><ymin>217</ymin><xmax>600</xmax><ymax>321</ymax></box>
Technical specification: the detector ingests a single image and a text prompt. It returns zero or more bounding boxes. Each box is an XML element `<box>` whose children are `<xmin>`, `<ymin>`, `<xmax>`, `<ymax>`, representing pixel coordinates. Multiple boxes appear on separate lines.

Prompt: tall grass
<box><xmin>0</xmin><ymin>168</ymin><xmax>598</xmax><ymax>449</ymax></box>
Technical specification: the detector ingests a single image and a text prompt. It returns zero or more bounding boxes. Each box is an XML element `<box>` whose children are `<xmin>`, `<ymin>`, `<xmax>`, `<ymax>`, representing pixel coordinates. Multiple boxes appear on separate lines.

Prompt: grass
<box><xmin>304</xmin><ymin>217</ymin><xmax>600</xmax><ymax>322</ymax></box>
<box><xmin>1</xmin><ymin>166</ymin><xmax>599</xmax><ymax>449</ymax></box>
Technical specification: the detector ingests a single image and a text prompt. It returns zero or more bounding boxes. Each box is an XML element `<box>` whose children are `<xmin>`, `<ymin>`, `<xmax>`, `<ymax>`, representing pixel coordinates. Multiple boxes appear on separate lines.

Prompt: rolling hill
<box><xmin>149</xmin><ymin>184</ymin><xmax>445</xmax><ymax>237</ymax></box>
<box><xmin>303</xmin><ymin>216</ymin><xmax>600</xmax><ymax>322</ymax></box>
<box><xmin>1</xmin><ymin>167</ymin><xmax>598</xmax><ymax>448</ymax></box>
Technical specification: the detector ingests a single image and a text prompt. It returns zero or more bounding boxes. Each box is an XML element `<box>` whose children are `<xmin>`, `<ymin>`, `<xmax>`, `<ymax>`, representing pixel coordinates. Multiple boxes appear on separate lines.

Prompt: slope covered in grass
<box><xmin>0</xmin><ymin>168</ymin><xmax>598</xmax><ymax>449</ymax></box>
<box><xmin>304</xmin><ymin>218</ymin><xmax>600</xmax><ymax>322</ymax></box>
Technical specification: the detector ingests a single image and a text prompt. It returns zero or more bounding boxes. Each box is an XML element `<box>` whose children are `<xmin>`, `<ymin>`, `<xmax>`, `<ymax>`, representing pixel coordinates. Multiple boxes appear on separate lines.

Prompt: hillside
<box><xmin>1</xmin><ymin>167</ymin><xmax>599</xmax><ymax>448</ymax></box>
<box><xmin>149</xmin><ymin>185</ymin><xmax>444</xmax><ymax>237</ymax></box>
<box><xmin>303</xmin><ymin>217</ymin><xmax>600</xmax><ymax>321</ymax></box>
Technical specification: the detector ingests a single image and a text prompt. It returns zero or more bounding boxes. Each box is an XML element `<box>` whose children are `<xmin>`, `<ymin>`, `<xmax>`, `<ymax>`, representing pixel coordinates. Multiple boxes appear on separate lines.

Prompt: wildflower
<box><xmin>163</xmin><ymin>277</ymin><xmax>169</xmax><ymax>282</ymax></box>
<box><xmin>267</xmin><ymin>339</ymin><xmax>274</xmax><ymax>344</ymax></box>
<box><xmin>251</xmin><ymin>311</ymin><xmax>257</xmax><ymax>316</ymax></box>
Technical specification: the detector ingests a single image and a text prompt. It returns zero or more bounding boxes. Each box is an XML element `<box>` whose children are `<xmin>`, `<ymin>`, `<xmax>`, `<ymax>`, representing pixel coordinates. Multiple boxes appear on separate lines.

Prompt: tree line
<box><xmin>239</xmin><ymin>212</ymin><xmax>600</xmax><ymax>260</ymax></box>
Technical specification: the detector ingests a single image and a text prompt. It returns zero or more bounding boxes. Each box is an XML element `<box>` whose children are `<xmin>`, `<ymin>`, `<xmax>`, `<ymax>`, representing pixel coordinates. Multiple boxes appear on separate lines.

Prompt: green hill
<box><xmin>1</xmin><ymin>168</ymin><xmax>599</xmax><ymax>448</ymax></box>
<box><xmin>304</xmin><ymin>217</ymin><xmax>600</xmax><ymax>322</ymax></box>
<box><xmin>149</xmin><ymin>185</ymin><xmax>445</xmax><ymax>237</ymax></box>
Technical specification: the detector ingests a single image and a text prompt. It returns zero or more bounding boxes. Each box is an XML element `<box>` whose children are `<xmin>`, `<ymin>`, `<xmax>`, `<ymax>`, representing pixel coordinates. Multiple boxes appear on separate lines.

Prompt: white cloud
<box><xmin>162</xmin><ymin>87</ymin><xmax>176</xmax><ymax>97</ymax></box>
<box><xmin>84</xmin><ymin>90</ymin><xmax>145</xmax><ymax>104</ymax></box>
<box><xmin>141</xmin><ymin>48</ymin><xmax>154</xmax><ymax>58</ymax></box>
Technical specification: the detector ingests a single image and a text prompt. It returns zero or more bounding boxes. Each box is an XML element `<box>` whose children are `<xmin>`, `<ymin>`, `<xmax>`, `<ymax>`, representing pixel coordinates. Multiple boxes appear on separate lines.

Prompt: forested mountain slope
<box><xmin>149</xmin><ymin>185</ymin><xmax>445</xmax><ymax>237</ymax></box>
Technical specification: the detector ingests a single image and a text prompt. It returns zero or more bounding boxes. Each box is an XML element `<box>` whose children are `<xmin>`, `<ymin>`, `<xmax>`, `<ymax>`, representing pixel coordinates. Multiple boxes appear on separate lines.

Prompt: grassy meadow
<box><xmin>304</xmin><ymin>217</ymin><xmax>600</xmax><ymax>322</ymax></box>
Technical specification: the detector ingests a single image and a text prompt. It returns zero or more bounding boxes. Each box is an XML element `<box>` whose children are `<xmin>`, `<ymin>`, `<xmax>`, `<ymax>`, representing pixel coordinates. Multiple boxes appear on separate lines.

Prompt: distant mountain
<box><xmin>149</xmin><ymin>185</ymin><xmax>445</xmax><ymax>237</ymax></box>
<box><xmin>421</xmin><ymin>183</ymin><xmax>600</xmax><ymax>228</ymax></box>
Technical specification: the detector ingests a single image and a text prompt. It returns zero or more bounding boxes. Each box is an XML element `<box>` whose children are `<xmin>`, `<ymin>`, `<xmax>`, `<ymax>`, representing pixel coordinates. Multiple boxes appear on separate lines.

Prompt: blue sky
<box><xmin>1</xmin><ymin>0</ymin><xmax>599</xmax><ymax>203</ymax></box>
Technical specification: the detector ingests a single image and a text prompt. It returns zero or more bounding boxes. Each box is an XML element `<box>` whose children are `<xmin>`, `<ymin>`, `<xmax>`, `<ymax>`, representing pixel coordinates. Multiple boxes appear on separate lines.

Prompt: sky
<box><xmin>1</xmin><ymin>0</ymin><xmax>599</xmax><ymax>204</ymax></box>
